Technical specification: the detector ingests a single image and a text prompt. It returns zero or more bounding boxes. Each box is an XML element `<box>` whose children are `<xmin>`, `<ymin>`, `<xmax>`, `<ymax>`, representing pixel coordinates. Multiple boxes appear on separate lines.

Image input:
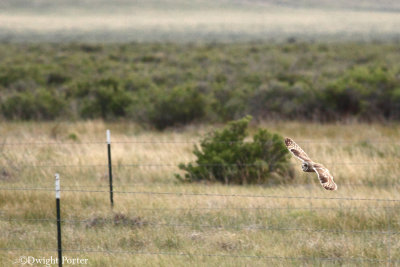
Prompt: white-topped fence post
<box><xmin>55</xmin><ymin>173</ymin><xmax>62</xmax><ymax>267</ymax></box>
<box><xmin>107</xmin><ymin>130</ymin><xmax>114</xmax><ymax>208</ymax></box>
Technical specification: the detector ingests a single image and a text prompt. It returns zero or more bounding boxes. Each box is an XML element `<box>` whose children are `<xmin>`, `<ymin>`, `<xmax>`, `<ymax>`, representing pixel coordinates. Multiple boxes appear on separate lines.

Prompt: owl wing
<box><xmin>284</xmin><ymin>138</ymin><xmax>312</xmax><ymax>163</ymax></box>
<box><xmin>312</xmin><ymin>164</ymin><xmax>337</xmax><ymax>191</ymax></box>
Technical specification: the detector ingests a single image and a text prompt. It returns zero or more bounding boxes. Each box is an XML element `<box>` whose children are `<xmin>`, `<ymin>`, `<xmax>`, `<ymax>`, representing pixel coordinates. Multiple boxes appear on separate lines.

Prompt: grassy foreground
<box><xmin>0</xmin><ymin>121</ymin><xmax>400</xmax><ymax>266</ymax></box>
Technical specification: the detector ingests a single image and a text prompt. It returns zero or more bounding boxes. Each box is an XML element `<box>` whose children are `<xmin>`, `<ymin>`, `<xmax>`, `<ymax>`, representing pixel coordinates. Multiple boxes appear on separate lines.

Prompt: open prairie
<box><xmin>2</xmin><ymin>1</ymin><xmax>400</xmax><ymax>265</ymax></box>
<box><xmin>1</xmin><ymin>121</ymin><xmax>399</xmax><ymax>266</ymax></box>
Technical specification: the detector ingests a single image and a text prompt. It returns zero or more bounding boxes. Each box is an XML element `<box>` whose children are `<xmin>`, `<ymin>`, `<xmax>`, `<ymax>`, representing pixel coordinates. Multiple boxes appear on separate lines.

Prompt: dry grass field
<box><xmin>1</xmin><ymin>121</ymin><xmax>400</xmax><ymax>266</ymax></box>
<box><xmin>2</xmin><ymin>1</ymin><xmax>400</xmax><ymax>265</ymax></box>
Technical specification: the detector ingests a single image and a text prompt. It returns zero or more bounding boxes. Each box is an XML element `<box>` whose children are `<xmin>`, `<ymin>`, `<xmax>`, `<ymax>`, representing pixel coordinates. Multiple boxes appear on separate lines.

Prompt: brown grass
<box><xmin>0</xmin><ymin>121</ymin><xmax>399</xmax><ymax>266</ymax></box>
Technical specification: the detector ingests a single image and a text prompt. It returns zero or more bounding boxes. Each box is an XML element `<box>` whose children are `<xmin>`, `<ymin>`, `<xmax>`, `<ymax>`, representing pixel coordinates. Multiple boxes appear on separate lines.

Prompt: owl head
<box><xmin>302</xmin><ymin>162</ymin><xmax>311</xmax><ymax>172</ymax></box>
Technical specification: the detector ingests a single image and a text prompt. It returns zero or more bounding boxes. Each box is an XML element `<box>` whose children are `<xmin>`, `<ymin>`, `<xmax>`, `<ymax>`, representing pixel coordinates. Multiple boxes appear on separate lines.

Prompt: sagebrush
<box><xmin>1</xmin><ymin>42</ymin><xmax>400</xmax><ymax>126</ymax></box>
<box><xmin>176</xmin><ymin>116</ymin><xmax>292</xmax><ymax>184</ymax></box>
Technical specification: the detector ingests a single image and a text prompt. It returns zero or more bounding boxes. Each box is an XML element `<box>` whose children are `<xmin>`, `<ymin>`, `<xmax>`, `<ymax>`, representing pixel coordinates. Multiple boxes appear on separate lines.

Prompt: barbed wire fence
<box><xmin>0</xmin><ymin>132</ymin><xmax>399</xmax><ymax>265</ymax></box>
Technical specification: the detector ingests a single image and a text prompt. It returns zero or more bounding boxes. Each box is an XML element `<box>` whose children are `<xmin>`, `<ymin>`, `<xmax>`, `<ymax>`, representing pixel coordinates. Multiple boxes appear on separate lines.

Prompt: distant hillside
<box><xmin>0</xmin><ymin>0</ymin><xmax>399</xmax><ymax>42</ymax></box>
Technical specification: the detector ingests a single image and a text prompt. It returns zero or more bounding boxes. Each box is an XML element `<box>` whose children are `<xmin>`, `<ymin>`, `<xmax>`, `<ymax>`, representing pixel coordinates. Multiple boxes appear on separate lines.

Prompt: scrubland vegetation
<box><xmin>1</xmin><ymin>42</ymin><xmax>400</xmax><ymax>129</ymax></box>
<box><xmin>1</xmin><ymin>121</ymin><xmax>399</xmax><ymax>266</ymax></box>
<box><xmin>177</xmin><ymin>116</ymin><xmax>292</xmax><ymax>184</ymax></box>
<box><xmin>1</xmin><ymin>4</ymin><xmax>399</xmax><ymax>261</ymax></box>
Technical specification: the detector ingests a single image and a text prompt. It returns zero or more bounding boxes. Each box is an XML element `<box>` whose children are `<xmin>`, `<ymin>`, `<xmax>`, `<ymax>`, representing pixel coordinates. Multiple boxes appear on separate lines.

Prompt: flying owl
<box><xmin>284</xmin><ymin>137</ymin><xmax>337</xmax><ymax>191</ymax></box>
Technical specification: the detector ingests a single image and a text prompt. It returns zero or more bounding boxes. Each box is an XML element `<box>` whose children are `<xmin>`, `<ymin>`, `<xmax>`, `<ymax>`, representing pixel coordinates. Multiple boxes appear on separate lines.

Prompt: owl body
<box><xmin>302</xmin><ymin>162</ymin><xmax>325</xmax><ymax>172</ymax></box>
<box><xmin>301</xmin><ymin>162</ymin><xmax>315</xmax><ymax>172</ymax></box>
<box><xmin>285</xmin><ymin>137</ymin><xmax>337</xmax><ymax>191</ymax></box>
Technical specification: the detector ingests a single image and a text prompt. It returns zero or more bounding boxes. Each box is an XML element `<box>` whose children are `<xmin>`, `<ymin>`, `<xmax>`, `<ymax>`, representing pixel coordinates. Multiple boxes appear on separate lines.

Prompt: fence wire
<box><xmin>0</xmin><ymin>140</ymin><xmax>398</xmax><ymax>146</ymax></box>
<box><xmin>1</xmin><ymin>162</ymin><xmax>393</xmax><ymax>168</ymax></box>
<box><xmin>1</xmin><ymin>138</ymin><xmax>399</xmax><ymax>264</ymax></box>
<box><xmin>1</xmin><ymin>205</ymin><xmax>398</xmax><ymax>212</ymax></box>
<box><xmin>1</xmin><ymin>187</ymin><xmax>400</xmax><ymax>202</ymax></box>
<box><xmin>1</xmin><ymin>182</ymin><xmax>399</xmax><ymax>188</ymax></box>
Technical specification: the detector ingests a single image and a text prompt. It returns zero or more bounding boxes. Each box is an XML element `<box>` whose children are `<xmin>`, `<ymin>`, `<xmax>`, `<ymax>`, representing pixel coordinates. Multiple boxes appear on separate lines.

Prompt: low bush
<box><xmin>248</xmin><ymin>81</ymin><xmax>318</xmax><ymax>120</ymax></box>
<box><xmin>79</xmin><ymin>85</ymin><xmax>133</xmax><ymax>119</ymax></box>
<box><xmin>323</xmin><ymin>66</ymin><xmax>399</xmax><ymax>120</ymax></box>
<box><xmin>147</xmin><ymin>85</ymin><xmax>206</xmax><ymax>130</ymax></box>
<box><xmin>1</xmin><ymin>89</ymin><xmax>66</xmax><ymax>120</ymax></box>
<box><xmin>176</xmin><ymin>116</ymin><xmax>293</xmax><ymax>185</ymax></box>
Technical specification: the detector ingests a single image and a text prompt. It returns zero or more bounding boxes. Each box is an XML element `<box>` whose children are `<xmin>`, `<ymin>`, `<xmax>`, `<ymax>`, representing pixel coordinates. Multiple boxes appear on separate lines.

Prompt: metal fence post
<box><xmin>107</xmin><ymin>130</ymin><xmax>114</xmax><ymax>208</ymax></box>
<box><xmin>55</xmin><ymin>173</ymin><xmax>62</xmax><ymax>267</ymax></box>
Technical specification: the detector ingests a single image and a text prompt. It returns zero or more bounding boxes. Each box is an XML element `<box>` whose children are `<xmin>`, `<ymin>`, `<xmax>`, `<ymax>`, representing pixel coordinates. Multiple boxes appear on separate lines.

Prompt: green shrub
<box><xmin>46</xmin><ymin>72</ymin><xmax>69</xmax><ymax>85</ymax></box>
<box><xmin>248</xmin><ymin>81</ymin><xmax>318</xmax><ymax>120</ymax></box>
<box><xmin>1</xmin><ymin>89</ymin><xmax>66</xmax><ymax>120</ymax></box>
<box><xmin>67</xmin><ymin>133</ymin><xmax>79</xmax><ymax>141</ymax></box>
<box><xmin>176</xmin><ymin>116</ymin><xmax>292</xmax><ymax>185</ymax></box>
<box><xmin>211</xmin><ymin>87</ymin><xmax>249</xmax><ymax>121</ymax></box>
<box><xmin>323</xmin><ymin>66</ymin><xmax>399</xmax><ymax>119</ymax></box>
<box><xmin>1</xmin><ymin>92</ymin><xmax>36</xmax><ymax>120</ymax></box>
<box><xmin>0</xmin><ymin>66</ymin><xmax>37</xmax><ymax>87</ymax></box>
<box><xmin>80</xmin><ymin>85</ymin><xmax>133</xmax><ymax>119</ymax></box>
<box><xmin>148</xmin><ymin>85</ymin><xmax>206</xmax><ymax>130</ymax></box>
